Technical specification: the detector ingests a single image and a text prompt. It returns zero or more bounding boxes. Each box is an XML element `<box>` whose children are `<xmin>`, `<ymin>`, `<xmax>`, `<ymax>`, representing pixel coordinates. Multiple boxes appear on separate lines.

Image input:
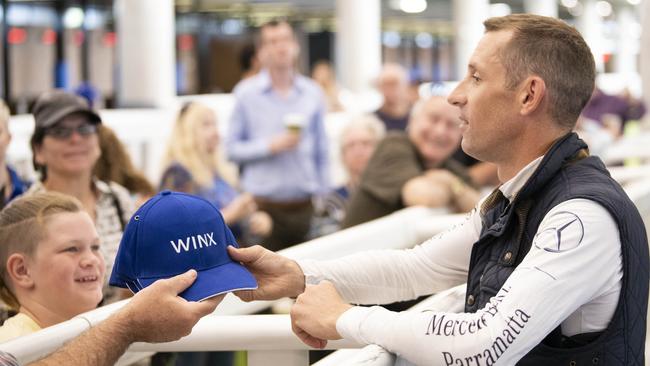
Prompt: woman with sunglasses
<box><xmin>26</xmin><ymin>90</ymin><xmax>135</xmax><ymax>304</ymax></box>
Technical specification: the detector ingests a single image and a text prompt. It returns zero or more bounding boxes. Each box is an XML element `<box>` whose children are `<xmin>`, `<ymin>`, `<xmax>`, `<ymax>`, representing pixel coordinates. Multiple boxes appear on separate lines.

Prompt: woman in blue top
<box><xmin>160</xmin><ymin>102</ymin><xmax>272</xmax><ymax>244</ymax></box>
<box><xmin>0</xmin><ymin>100</ymin><xmax>29</xmax><ymax>210</ymax></box>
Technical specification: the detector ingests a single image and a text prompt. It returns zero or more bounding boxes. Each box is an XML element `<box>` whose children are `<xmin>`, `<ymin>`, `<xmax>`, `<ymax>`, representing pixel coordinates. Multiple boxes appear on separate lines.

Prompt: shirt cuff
<box><xmin>336</xmin><ymin>305</ymin><xmax>391</xmax><ymax>346</ymax></box>
<box><xmin>296</xmin><ymin>259</ymin><xmax>326</xmax><ymax>285</ymax></box>
<box><xmin>336</xmin><ymin>306</ymin><xmax>372</xmax><ymax>345</ymax></box>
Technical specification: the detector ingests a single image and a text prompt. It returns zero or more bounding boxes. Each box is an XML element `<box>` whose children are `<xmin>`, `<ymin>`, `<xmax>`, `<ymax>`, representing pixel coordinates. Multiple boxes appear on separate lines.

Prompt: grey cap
<box><xmin>32</xmin><ymin>90</ymin><xmax>101</xmax><ymax>130</ymax></box>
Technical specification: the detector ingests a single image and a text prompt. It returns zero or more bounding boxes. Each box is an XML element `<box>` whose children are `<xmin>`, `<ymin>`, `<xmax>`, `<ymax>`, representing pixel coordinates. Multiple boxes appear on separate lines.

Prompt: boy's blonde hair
<box><xmin>0</xmin><ymin>192</ymin><xmax>83</xmax><ymax>310</ymax></box>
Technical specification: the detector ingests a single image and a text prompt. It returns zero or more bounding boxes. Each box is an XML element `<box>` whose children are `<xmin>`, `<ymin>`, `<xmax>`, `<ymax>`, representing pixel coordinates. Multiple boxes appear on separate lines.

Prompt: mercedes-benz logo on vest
<box><xmin>533</xmin><ymin>211</ymin><xmax>584</xmax><ymax>253</ymax></box>
<box><xmin>109</xmin><ymin>191</ymin><xmax>258</xmax><ymax>301</ymax></box>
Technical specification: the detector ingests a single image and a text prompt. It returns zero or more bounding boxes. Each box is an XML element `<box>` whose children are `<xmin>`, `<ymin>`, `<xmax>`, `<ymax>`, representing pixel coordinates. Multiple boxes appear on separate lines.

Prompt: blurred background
<box><xmin>0</xmin><ymin>0</ymin><xmax>645</xmax><ymax>112</ymax></box>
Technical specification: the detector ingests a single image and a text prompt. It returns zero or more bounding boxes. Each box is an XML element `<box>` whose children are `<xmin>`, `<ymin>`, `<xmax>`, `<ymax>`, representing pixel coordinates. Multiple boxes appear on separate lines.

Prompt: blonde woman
<box><xmin>160</xmin><ymin>102</ymin><xmax>272</xmax><ymax>244</ymax></box>
<box><xmin>0</xmin><ymin>100</ymin><xmax>29</xmax><ymax>209</ymax></box>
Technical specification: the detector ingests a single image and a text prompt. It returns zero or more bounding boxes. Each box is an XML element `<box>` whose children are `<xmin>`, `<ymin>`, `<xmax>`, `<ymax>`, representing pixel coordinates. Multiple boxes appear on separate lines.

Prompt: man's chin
<box><xmin>460</xmin><ymin>143</ymin><xmax>483</xmax><ymax>161</ymax></box>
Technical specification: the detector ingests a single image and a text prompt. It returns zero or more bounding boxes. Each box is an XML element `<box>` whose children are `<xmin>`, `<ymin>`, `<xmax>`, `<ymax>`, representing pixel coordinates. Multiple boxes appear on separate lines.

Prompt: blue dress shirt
<box><xmin>226</xmin><ymin>70</ymin><xmax>330</xmax><ymax>201</ymax></box>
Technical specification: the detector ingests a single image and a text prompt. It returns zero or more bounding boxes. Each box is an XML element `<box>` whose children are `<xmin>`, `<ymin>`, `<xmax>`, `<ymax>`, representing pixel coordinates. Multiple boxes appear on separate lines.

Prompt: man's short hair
<box><xmin>409</xmin><ymin>95</ymin><xmax>447</xmax><ymax>122</ymax></box>
<box><xmin>484</xmin><ymin>14</ymin><xmax>595</xmax><ymax>129</ymax></box>
<box><xmin>256</xmin><ymin>19</ymin><xmax>293</xmax><ymax>46</ymax></box>
<box><xmin>340</xmin><ymin>114</ymin><xmax>386</xmax><ymax>152</ymax></box>
<box><xmin>376</xmin><ymin>63</ymin><xmax>409</xmax><ymax>87</ymax></box>
<box><xmin>239</xmin><ymin>43</ymin><xmax>257</xmax><ymax>71</ymax></box>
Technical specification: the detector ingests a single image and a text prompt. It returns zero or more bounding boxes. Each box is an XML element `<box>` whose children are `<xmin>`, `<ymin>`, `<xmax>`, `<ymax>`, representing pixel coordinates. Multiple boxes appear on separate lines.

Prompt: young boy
<box><xmin>0</xmin><ymin>192</ymin><xmax>105</xmax><ymax>342</ymax></box>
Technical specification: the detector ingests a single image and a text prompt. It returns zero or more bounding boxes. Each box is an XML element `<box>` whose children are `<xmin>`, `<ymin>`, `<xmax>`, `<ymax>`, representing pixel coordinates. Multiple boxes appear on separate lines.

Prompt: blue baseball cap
<box><xmin>109</xmin><ymin>191</ymin><xmax>257</xmax><ymax>301</ymax></box>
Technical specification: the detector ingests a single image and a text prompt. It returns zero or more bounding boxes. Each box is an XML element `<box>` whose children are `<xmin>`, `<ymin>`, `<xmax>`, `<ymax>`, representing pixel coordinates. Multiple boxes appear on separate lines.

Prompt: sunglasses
<box><xmin>44</xmin><ymin>124</ymin><xmax>98</xmax><ymax>140</ymax></box>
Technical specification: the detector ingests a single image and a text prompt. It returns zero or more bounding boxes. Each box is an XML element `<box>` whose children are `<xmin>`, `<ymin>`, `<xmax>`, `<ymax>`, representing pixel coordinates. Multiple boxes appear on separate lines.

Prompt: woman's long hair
<box><xmin>162</xmin><ymin>103</ymin><xmax>221</xmax><ymax>188</ymax></box>
<box><xmin>93</xmin><ymin>125</ymin><xmax>155</xmax><ymax>197</ymax></box>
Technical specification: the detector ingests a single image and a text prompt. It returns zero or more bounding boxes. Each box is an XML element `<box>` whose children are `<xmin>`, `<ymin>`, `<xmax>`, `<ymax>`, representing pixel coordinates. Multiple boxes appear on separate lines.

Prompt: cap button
<box><xmin>161</xmin><ymin>190</ymin><xmax>172</xmax><ymax>195</ymax></box>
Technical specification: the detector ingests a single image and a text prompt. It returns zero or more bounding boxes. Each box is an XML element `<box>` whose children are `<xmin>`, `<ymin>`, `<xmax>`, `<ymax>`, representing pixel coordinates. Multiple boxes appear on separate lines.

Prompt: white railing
<box><xmin>7</xmin><ymin>93</ymin><xmax>366</xmax><ymax>188</ymax></box>
<box><xmin>313</xmin><ymin>284</ymin><xmax>468</xmax><ymax>366</ymax></box>
<box><xmin>608</xmin><ymin>164</ymin><xmax>650</xmax><ymax>185</ymax></box>
<box><xmin>601</xmin><ymin>132</ymin><xmax>650</xmax><ymax>165</ymax></box>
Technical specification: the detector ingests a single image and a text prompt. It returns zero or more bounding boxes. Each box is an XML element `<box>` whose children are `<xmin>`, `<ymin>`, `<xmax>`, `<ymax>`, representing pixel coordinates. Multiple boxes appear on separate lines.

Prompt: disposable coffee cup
<box><xmin>284</xmin><ymin>113</ymin><xmax>306</xmax><ymax>134</ymax></box>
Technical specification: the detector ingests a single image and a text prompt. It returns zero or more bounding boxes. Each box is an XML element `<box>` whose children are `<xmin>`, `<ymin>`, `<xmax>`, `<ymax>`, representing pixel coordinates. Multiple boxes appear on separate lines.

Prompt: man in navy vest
<box><xmin>229</xmin><ymin>14</ymin><xmax>648</xmax><ymax>365</ymax></box>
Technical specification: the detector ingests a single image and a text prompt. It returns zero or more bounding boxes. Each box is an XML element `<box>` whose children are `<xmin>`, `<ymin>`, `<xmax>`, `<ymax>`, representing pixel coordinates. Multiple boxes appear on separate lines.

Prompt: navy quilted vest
<box><xmin>464</xmin><ymin>133</ymin><xmax>648</xmax><ymax>365</ymax></box>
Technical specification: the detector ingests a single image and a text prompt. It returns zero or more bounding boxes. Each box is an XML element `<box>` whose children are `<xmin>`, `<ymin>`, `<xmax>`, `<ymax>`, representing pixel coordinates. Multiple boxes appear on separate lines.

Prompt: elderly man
<box><xmin>226</xmin><ymin>20</ymin><xmax>328</xmax><ymax>251</ymax></box>
<box><xmin>342</xmin><ymin>95</ymin><xmax>480</xmax><ymax>228</ymax></box>
<box><xmin>374</xmin><ymin>63</ymin><xmax>412</xmax><ymax>131</ymax></box>
<box><xmin>229</xmin><ymin>14</ymin><xmax>648</xmax><ymax>366</ymax></box>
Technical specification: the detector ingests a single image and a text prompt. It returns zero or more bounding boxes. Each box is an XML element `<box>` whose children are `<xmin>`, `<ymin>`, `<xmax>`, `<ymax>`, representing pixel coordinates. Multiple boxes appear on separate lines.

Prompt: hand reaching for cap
<box><xmin>227</xmin><ymin>245</ymin><xmax>305</xmax><ymax>302</ymax></box>
<box><xmin>116</xmin><ymin>270</ymin><xmax>224</xmax><ymax>343</ymax></box>
<box><xmin>290</xmin><ymin>281</ymin><xmax>353</xmax><ymax>349</ymax></box>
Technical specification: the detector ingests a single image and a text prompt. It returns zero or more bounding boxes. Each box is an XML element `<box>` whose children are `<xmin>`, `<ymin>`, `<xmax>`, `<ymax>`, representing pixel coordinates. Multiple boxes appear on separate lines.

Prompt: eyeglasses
<box><xmin>44</xmin><ymin>124</ymin><xmax>97</xmax><ymax>139</ymax></box>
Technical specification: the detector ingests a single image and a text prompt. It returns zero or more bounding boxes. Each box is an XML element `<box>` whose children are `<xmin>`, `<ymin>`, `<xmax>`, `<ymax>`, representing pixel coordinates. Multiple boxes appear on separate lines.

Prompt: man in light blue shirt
<box><xmin>226</xmin><ymin>20</ymin><xmax>329</xmax><ymax>250</ymax></box>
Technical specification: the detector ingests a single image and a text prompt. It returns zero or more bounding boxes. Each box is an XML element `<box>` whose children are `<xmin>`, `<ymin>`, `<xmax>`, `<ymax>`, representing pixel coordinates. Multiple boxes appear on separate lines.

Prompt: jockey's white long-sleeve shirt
<box><xmin>298</xmin><ymin>156</ymin><xmax>622</xmax><ymax>366</ymax></box>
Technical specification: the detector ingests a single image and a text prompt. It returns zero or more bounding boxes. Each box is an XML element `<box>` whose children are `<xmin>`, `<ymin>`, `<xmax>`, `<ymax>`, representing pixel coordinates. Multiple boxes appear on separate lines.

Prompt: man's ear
<box><xmin>6</xmin><ymin>253</ymin><xmax>35</xmax><ymax>290</ymax></box>
<box><xmin>519</xmin><ymin>76</ymin><xmax>546</xmax><ymax>117</ymax></box>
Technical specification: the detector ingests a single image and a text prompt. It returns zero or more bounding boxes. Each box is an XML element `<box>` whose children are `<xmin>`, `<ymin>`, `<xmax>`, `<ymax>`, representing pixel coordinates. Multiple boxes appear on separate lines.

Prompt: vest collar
<box><xmin>514</xmin><ymin>132</ymin><xmax>588</xmax><ymax>204</ymax></box>
<box><xmin>481</xmin><ymin>133</ymin><xmax>588</xmax><ymax>239</ymax></box>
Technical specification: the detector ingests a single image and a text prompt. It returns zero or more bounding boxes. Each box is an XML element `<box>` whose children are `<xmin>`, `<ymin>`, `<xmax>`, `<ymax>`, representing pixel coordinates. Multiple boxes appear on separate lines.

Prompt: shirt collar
<box><xmin>258</xmin><ymin>69</ymin><xmax>272</xmax><ymax>91</ymax></box>
<box><xmin>94</xmin><ymin>179</ymin><xmax>113</xmax><ymax>196</ymax></box>
<box><xmin>499</xmin><ymin>155</ymin><xmax>544</xmax><ymax>202</ymax></box>
<box><xmin>258</xmin><ymin>69</ymin><xmax>304</xmax><ymax>94</ymax></box>
<box><xmin>30</xmin><ymin>178</ymin><xmax>112</xmax><ymax>199</ymax></box>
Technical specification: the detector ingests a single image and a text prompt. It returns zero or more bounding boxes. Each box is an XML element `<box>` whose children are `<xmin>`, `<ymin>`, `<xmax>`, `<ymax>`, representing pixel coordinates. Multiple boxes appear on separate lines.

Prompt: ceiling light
<box><xmin>382</xmin><ymin>31</ymin><xmax>401</xmax><ymax>48</ymax></box>
<box><xmin>400</xmin><ymin>0</ymin><xmax>427</xmax><ymax>14</ymax></box>
<box><xmin>490</xmin><ymin>3</ymin><xmax>512</xmax><ymax>17</ymax></box>
<box><xmin>63</xmin><ymin>7</ymin><xmax>84</xmax><ymax>29</ymax></box>
<box><xmin>568</xmin><ymin>2</ymin><xmax>584</xmax><ymax>16</ymax></box>
<box><xmin>415</xmin><ymin>33</ymin><xmax>433</xmax><ymax>48</ymax></box>
<box><xmin>595</xmin><ymin>1</ymin><xmax>612</xmax><ymax>17</ymax></box>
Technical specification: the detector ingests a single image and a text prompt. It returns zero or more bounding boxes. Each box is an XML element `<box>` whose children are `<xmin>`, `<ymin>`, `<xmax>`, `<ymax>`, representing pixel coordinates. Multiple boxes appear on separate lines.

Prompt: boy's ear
<box><xmin>6</xmin><ymin>254</ymin><xmax>35</xmax><ymax>290</ymax></box>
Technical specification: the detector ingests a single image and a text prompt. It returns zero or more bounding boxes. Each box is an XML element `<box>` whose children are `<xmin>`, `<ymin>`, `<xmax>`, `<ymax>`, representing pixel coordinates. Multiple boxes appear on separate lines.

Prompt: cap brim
<box><xmin>138</xmin><ymin>261</ymin><xmax>258</xmax><ymax>302</ymax></box>
<box><xmin>39</xmin><ymin>106</ymin><xmax>102</xmax><ymax>129</ymax></box>
<box><xmin>108</xmin><ymin>274</ymin><xmax>142</xmax><ymax>294</ymax></box>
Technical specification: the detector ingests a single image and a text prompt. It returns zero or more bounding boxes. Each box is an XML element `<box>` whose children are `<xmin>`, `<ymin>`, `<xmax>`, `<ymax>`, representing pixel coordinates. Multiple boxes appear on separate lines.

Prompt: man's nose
<box><xmin>448</xmin><ymin>84</ymin><xmax>466</xmax><ymax>106</ymax></box>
